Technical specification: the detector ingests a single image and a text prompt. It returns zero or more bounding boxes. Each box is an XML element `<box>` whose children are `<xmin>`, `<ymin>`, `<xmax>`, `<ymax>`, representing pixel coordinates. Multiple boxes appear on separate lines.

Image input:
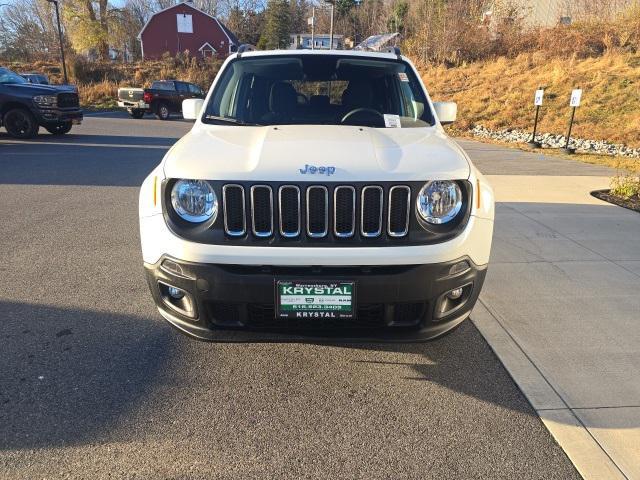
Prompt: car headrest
<box><xmin>310</xmin><ymin>95</ymin><xmax>330</xmax><ymax>108</ymax></box>
<box><xmin>342</xmin><ymin>82</ymin><xmax>374</xmax><ymax>109</ymax></box>
<box><xmin>269</xmin><ymin>82</ymin><xmax>297</xmax><ymax>114</ymax></box>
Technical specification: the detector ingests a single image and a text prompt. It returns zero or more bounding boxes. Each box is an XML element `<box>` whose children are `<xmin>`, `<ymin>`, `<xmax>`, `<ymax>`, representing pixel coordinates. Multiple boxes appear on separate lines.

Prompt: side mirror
<box><xmin>433</xmin><ymin>101</ymin><xmax>457</xmax><ymax>125</ymax></box>
<box><xmin>182</xmin><ymin>98</ymin><xmax>204</xmax><ymax>120</ymax></box>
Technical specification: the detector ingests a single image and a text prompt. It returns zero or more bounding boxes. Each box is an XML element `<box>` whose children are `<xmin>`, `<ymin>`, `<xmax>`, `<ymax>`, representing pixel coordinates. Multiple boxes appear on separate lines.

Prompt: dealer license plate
<box><xmin>276</xmin><ymin>281</ymin><xmax>355</xmax><ymax>319</ymax></box>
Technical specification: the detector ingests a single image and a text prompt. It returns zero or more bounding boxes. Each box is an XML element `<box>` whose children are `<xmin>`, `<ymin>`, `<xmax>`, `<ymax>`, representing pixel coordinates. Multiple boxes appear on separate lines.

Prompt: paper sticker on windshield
<box><xmin>398</xmin><ymin>72</ymin><xmax>409</xmax><ymax>82</ymax></box>
<box><xmin>384</xmin><ymin>114</ymin><xmax>401</xmax><ymax>128</ymax></box>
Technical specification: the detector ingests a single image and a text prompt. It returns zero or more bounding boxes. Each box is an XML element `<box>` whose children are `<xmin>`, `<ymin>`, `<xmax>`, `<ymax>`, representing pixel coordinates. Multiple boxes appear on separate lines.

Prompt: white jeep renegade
<box><xmin>139</xmin><ymin>47</ymin><xmax>494</xmax><ymax>341</ymax></box>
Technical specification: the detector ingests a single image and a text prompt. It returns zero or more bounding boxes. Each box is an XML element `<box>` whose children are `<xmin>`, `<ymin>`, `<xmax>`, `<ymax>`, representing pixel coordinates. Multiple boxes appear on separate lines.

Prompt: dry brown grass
<box><xmin>6</xmin><ymin>55</ymin><xmax>223</xmax><ymax>110</ymax></box>
<box><xmin>421</xmin><ymin>51</ymin><xmax>640</xmax><ymax>149</ymax></box>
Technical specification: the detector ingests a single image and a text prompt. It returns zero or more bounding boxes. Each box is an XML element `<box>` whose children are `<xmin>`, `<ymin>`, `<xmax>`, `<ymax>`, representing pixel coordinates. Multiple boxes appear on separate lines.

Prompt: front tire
<box><xmin>44</xmin><ymin>121</ymin><xmax>73</xmax><ymax>135</ymax></box>
<box><xmin>155</xmin><ymin>102</ymin><xmax>170</xmax><ymax>120</ymax></box>
<box><xmin>3</xmin><ymin>108</ymin><xmax>39</xmax><ymax>139</ymax></box>
<box><xmin>128</xmin><ymin>109</ymin><xmax>145</xmax><ymax>119</ymax></box>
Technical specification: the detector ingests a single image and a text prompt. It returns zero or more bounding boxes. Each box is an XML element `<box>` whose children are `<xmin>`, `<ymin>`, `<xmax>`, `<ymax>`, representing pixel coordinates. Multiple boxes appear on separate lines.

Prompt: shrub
<box><xmin>611</xmin><ymin>174</ymin><xmax>640</xmax><ymax>199</ymax></box>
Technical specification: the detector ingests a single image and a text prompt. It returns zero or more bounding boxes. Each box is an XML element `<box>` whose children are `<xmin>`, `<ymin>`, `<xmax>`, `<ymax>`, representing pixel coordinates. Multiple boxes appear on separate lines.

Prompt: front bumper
<box><xmin>144</xmin><ymin>256</ymin><xmax>487</xmax><ymax>341</ymax></box>
<box><xmin>34</xmin><ymin>107</ymin><xmax>83</xmax><ymax>125</ymax></box>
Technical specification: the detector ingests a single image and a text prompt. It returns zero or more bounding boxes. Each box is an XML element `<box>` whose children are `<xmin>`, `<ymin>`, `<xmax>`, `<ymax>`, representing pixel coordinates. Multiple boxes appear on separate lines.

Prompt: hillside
<box><xmin>5</xmin><ymin>51</ymin><xmax>639</xmax><ymax>151</ymax></box>
<box><xmin>421</xmin><ymin>51</ymin><xmax>640</xmax><ymax>149</ymax></box>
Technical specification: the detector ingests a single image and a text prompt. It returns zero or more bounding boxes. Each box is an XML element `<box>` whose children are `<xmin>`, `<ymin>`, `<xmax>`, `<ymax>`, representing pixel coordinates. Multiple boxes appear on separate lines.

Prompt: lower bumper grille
<box><xmin>206</xmin><ymin>302</ymin><xmax>426</xmax><ymax>330</ymax></box>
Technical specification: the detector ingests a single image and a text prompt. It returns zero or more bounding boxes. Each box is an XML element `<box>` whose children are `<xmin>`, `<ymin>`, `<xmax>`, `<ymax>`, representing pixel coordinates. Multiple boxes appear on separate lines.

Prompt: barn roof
<box><xmin>137</xmin><ymin>1</ymin><xmax>239</xmax><ymax>45</ymax></box>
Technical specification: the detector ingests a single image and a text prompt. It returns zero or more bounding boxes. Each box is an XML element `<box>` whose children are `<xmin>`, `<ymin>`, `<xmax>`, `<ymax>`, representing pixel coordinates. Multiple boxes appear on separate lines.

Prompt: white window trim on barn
<box><xmin>198</xmin><ymin>42</ymin><xmax>217</xmax><ymax>58</ymax></box>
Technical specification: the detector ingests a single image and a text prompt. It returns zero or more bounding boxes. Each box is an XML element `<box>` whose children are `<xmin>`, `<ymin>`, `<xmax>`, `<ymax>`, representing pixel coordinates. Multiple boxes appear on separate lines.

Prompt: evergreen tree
<box><xmin>258</xmin><ymin>0</ymin><xmax>292</xmax><ymax>50</ymax></box>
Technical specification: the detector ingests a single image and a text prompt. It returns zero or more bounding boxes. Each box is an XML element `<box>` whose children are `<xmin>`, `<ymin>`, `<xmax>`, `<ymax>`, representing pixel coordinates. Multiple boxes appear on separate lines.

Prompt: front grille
<box><xmin>57</xmin><ymin>92</ymin><xmax>79</xmax><ymax>109</ymax></box>
<box><xmin>222</xmin><ymin>183</ymin><xmax>413</xmax><ymax>241</ymax></box>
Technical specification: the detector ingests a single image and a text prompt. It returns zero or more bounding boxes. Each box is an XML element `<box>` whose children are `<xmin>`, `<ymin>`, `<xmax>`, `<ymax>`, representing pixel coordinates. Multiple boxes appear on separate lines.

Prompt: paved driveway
<box><xmin>0</xmin><ymin>115</ymin><xmax>580</xmax><ymax>479</ymax></box>
<box><xmin>457</xmin><ymin>139</ymin><xmax>640</xmax><ymax>479</ymax></box>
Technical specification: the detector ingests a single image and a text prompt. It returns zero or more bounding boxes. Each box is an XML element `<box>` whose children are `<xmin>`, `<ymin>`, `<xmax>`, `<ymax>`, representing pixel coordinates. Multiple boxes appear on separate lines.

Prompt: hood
<box><xmin>163</xmin><ymin>124</ymin><xmax>470</xmax><ymax>182</ymax></box>
<box><xmin>3</xmin><ymin>83</ymin><xmax>75</xmax><ymax>95</ymax></box>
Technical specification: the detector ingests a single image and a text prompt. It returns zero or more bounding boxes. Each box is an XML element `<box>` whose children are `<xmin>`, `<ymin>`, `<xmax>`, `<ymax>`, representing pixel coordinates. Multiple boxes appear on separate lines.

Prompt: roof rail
<box><xmin>236</xmin><ymin>44</ymin><xmax>257</xmax><ymax>58</ymax></box>
<box><xmin>382</xmin><ymin>46</ymin><xmax>401</xmax><ymax>58</ymax></box>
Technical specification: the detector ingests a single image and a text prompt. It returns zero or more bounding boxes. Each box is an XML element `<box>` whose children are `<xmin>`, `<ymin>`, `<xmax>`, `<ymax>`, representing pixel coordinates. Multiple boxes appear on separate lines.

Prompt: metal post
<box><xmin>48</xmin><ymin>0</ymin><xmax>68</xmax><ymax>84</ymax></box>
<box><xmin>311</xmin><ymin>7</ymin><xmax>315</xmax><ymax>50</ymax></box>
<box><xmin>528</xmin><ymin>106</ymin><xmax>541</xmax><ymax>148</ymax></box>
<box><xmin>329</xmin><ymin>4</ymin><xmax>334</xmax><ymax>50</ymax></box>
<box><xmin>563</xmin><ymin>107</ymin><xmax>577</xmax><ymax>154</ymax></box>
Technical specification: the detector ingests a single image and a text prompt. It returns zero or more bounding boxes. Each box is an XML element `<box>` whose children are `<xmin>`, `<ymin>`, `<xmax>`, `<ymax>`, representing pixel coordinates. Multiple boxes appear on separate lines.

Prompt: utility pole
<box><xmin>329</xmin><ymin>3</ymin><xmax>334</xmax><ymax>49</ymax></box>
<box><xmin>46</xmin><ymin>0</ymin><xmax>68</xmax><ymax>84</ymax></box>
<box><xmin>310</xmin><ymin>8</ymin><xmax>315</xmax><ymax>50</ymax></box>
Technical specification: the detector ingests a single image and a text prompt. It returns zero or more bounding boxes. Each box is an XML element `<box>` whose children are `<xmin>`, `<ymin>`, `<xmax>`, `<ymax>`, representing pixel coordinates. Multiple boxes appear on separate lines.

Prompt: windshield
<box><xmin>0</xmin><ymin>68</ymin><xmax>28</xmax><ymax>85</ymax></box>
<box><xmin>202</xmin><ymin>54</ymin><xmax>435</xmax><ymax>128</ymax></box>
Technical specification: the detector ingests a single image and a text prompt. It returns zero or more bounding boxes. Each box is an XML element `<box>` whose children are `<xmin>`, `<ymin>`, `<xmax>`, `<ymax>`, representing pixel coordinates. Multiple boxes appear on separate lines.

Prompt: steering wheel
<box><xmin>340</xmin><ymin>107</ymin><xmax>384</xmax><ymax>124</ymax></box>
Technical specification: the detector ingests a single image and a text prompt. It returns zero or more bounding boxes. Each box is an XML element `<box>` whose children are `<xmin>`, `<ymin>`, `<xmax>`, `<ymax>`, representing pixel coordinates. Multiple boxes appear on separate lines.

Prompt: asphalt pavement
<box><xmin>0</xmin><ymin>113</ymin><xmax>580</xmax><ymax>479</ymax></box>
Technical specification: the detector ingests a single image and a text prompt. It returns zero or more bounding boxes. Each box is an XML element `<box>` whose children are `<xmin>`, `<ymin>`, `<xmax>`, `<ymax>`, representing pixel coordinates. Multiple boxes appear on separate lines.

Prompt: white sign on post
<box><xmin>534</xmin><ymin>89</ymin><xmax>544</xmax><ymax>106</ymax></box>
<box><xmin>570</xmin><ymin>89</ymin><xmax>582</xmax><ymax>107</ymax></box>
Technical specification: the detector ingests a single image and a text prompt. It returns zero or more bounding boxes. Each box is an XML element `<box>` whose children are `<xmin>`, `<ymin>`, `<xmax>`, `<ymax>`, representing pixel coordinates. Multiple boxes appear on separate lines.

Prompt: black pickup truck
<box><xmin>0</xmin><ymin>67</ymin><xmax>82</xmax><ymax>138</ymax></box>
<box><xmin>117</xmin><ymin>80</ymin><xmax>205</xmax><ymax>120</ymax></box>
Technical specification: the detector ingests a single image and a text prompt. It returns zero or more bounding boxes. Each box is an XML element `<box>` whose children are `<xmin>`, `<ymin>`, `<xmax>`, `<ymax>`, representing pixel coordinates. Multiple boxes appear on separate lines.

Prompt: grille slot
<box><xmin>361</xmin><ymin>186</ymin><xmax>384</xmax><ymax>237</ymax></box>
<box><xmin>223</xmin><ymin>184</ymin><xmax>246</xmax><ymax>236</ymax></box>
<box><xmin>334</xmin><ymin>186</ymin><xmax>356</xmax><ymax>238</ymax></box>
<box><xmin>306</xmin><ymin>186</ymin><xmax>329</xmax><ymax>238</ymax></box>
<box><xmin>250</xmin><ymin>185</ymin><xmax>273</xmax><ymax>237</ymax></box>
<box><xmin>388</xmin><ymin>186</ymin><xmax>411</xmax><ymax>237</ymax></box>
<box><xmin>278</xmin><ymin>185</ymin><xmax>301</xmax><ymax>237</ymax></box>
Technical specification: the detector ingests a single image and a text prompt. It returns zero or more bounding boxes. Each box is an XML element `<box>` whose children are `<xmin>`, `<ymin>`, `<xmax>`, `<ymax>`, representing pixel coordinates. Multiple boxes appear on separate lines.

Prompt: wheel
<box><xmin>3</xmin><ymin>108</ymin><xmax>39</xmax><ymax>138</ymax></box>
<box><xmin>128</xmin><ymin>109</ymin><xmax>145</xmax><ymax>119</ymax></box>
<box><xmin>155</xmin><ymin>102</ymin><xmax>170</xmax><ymax>120</ymax></box>
<box><xmin>44</xmin><ymin>121</ymin><xmax>73</xmax><ymax>135</ymax></box>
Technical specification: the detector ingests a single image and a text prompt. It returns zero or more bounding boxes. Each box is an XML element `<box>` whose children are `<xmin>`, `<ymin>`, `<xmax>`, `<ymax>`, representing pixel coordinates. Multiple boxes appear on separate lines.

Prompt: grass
<box><xmin>5</xmin><ymin>56</ymin><xmax>222</xmax><ymax>110</ymax></box>
<box><xmin>421</xmin><ymin>51</ymin><xmax>640</xmax><ymax>149</ymax></box>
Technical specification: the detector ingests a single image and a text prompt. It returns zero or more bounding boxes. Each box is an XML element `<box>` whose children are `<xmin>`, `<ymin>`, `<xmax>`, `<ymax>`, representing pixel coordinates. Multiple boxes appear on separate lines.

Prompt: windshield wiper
<box><xmin>204</xmin><ymin>115</ymin><xmax>260</xmax><ymax>126</ymax></box>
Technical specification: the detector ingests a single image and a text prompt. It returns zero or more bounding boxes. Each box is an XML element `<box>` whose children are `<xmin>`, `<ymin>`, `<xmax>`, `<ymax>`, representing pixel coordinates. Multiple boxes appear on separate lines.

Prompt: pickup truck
<box><xmin>0</xmin><ymin>66</ymin><xmax>82</xmax><ymax>138</ymax></box>
<box><xmin>117</xmin><ymin>80</ymin><xmax>205</xmax><ymax>120</ymax></box>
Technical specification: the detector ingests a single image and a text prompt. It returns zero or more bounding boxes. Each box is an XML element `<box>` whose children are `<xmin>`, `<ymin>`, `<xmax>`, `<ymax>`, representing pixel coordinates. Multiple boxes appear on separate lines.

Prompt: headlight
<box><xmin>32</xmin><ymin>95</ymin><xmax>57</xmax><ymax>107</ymax></box>
<box><xmin>416</xmin><ymin>180</ymin><xmax>463</xmax><ymax>224</ymax></box>
<box><xmin>170</xmin><ymin>179</ymin><xmax>217</xmax><ymax>223</ymax></box>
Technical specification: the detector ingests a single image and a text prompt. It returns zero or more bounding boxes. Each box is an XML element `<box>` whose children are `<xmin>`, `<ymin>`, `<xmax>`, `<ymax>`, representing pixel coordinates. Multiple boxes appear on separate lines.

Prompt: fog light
<box><xmin>448</xmin><ymin>287</ymin><xmax>464</xmax><ymax>300</ymax></box>
<box><xmin>168</xmin><ymin>286</ymin><xmax>185</xmax><ymax>299</ymax></box>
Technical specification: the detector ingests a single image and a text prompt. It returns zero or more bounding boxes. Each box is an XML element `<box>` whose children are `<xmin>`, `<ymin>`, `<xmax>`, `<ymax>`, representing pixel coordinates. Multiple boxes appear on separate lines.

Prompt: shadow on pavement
<box><xmin>0</xmin><ymin>301</ymin><xmax>173</xmax><ymax>450</ymax></box>
<box><xmin>0</xmin><ymin>141</ymin><xmax>168</xmax><ymax>186</ymax></box>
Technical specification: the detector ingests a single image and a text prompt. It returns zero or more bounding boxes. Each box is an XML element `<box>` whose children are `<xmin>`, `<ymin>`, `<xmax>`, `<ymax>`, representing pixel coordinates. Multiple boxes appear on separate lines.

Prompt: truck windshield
<box><xmin>0</xmin><ymin>68</ymin><xmax>28</xmax><ymax>85</ymax></box>
<box><xmin>202</xmin><ymin>54</ymin><xmax>435</xmax><ymax>128</ymax></box>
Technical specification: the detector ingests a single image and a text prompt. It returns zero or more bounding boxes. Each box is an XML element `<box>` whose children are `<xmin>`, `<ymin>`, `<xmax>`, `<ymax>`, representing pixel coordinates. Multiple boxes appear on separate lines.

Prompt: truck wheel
<box><xmin>44</xmin><ymin>122</ymin><xmax>73</xmax><ymax>135</ymax></box>
<box><xmin>155</xmin><ymin>102</ymin><xmax>170</xmax><ymax>120</ymax></box>
<box><xmin>3</xmin><ymin>108</ymin><xmax>39</xmax><ymax>139</ymax></box>
<box><xmin>129</xmin><ymin>109</ymin><xmax>145</xmax><ymax>119</ymax></box>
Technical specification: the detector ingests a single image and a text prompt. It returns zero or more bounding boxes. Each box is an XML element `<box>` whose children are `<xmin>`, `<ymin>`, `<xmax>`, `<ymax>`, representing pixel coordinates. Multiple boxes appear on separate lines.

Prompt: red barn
<box><xmin>138</xmin><ymin>1</ymin><xmax>240</xmax><ymax>60</ymax></box>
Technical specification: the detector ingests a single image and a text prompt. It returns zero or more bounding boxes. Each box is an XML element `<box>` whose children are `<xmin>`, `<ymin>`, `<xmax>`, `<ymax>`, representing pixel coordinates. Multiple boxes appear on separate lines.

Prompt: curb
<box><xmin>471</xmin><ymin>299</ymin><xmax>627</xmax><ymax>480</ymax></box>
